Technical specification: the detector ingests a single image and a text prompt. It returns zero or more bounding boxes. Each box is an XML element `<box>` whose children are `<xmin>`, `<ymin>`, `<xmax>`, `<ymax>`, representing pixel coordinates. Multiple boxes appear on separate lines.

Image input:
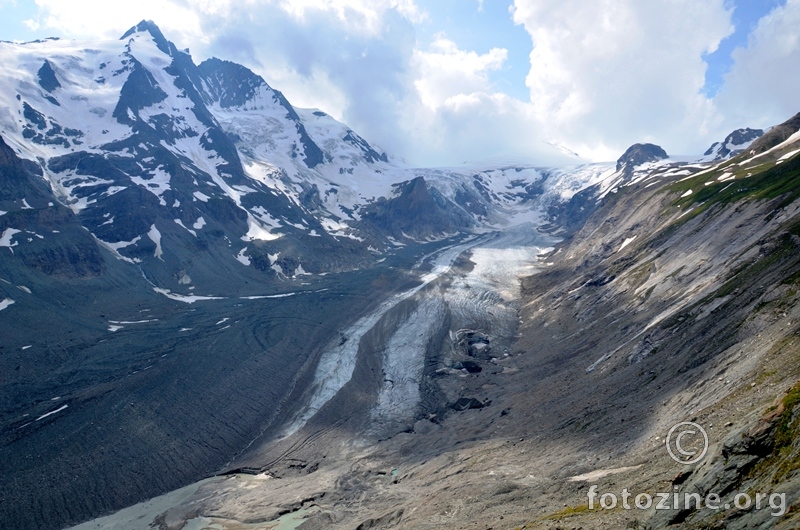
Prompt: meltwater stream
<box><xmin>284</xmin><ymin>223</ymin><xmax>557</xmax><ymax>438</ymax></box>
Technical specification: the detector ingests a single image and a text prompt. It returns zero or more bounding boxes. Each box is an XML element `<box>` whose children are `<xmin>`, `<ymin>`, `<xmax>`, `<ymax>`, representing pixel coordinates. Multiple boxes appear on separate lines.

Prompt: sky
<box><xmin>0</xmin><ymin>0</ymin><xmax>797</xmax><ymax>166</ymax></box>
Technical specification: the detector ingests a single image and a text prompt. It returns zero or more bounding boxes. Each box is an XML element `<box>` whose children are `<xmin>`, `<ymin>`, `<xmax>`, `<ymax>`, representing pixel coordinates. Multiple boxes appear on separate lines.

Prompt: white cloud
<box><xmin>402</xmin><ymin>90</ymin><xmax>575</xmax><ymax>166</ymax></box>
<box><xmin>400</xmin><ymin>37</ymin><xmax>577</xmax><ymax>166</ymax></box>
<box><xmin>412</xmin><ymin>36</ymin><xmax>507</xmax><ymax>109</ymax></box>
<box><xmin>260</xmin><ymin>0</ymin><xmax>425</xmax><ymax>36</ymax></box>
<box><xmin>208</xmin><ymin>2</ymin><xmax>418</xmax><ymax>156</ymax></box>
<box><xmin>27</xmin><ymin>0</ymin><xmax>217</xmax><ymax>48</ymax></box>
<box><xmin>714</xmin><ymin>0</ymin><xmax>800</xmax><ymax>129</ymax></box>
<box><xmin>512</xmin><ymin>0</ymin><xmax>733</xmax><ymax>157</ymax></box>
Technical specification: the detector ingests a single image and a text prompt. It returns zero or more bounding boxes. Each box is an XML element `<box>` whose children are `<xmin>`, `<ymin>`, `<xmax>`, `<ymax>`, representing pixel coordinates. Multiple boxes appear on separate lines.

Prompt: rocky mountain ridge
<box><xmin>0</xmin><ymin>20</ymin><xmax>601</xmax><ymax>295</ymax></box>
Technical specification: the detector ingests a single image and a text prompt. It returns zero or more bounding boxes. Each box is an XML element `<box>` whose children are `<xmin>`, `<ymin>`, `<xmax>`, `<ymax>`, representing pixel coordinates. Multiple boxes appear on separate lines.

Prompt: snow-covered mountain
<box><xmin>0</xmin><ymin>20</ymin><xmax>605</xmax><ymax>295</ymax></box>
<box><xmin>701</xmin><ymin>127</ymin><xmax>764</xmax><ymax>161</ymax></box>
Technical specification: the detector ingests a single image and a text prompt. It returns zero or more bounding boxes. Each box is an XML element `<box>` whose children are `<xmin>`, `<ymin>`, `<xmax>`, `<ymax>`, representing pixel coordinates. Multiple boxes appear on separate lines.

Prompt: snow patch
<box><xmin>147</xmin><ymin>224</ymin><xmax>163</xmax><ymax>260</ymax></box>
<box><xmin>152</xmin><ymin>287</ymin><xmax>223</xmax><ymax>303</ymax></box>
<box><xmin>242</xmin><ymin>215</ymin><xmax>281</xmax><ymax>242</ymax></box>
<box><xmin>36</xmin><ymin>405</ymin><xmax>68</xmax><ymax>421</ymax></box>
<box><xmin>174</xmin><ymin>219</ymin><xmax>196</xmax><ymax>236</ymax></box>
<box><xmin>96</xmin><ymin>235</ymin><xmax>142</xmax><ymax>264</ymax></box>
<box><xmin>130</xmin><ymin>166</ymin><xmax>171</xmax><ymax>204</ymax></box>
<box><xmin>241</xmin><ymin>292</ymin><xmax>297</xmax><ymax>299</ymax></box>
<box><xmin>0</xmin><ymin>228</ymin><xmax>21</xmax><ymax>252</ymax></box>
<box><xmin>235</xmin><ymin>247</ymin><xmax>250</xmax><ymax>266</ymax></box>
<box><xmin>617</xmin><ymin>236</ymin><xmax>637</xmax><ymax>253</ymax></box>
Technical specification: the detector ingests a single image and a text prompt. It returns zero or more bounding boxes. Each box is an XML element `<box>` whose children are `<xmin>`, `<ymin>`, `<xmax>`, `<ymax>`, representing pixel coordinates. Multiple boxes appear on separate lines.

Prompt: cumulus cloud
<box><xmin>403</xmin><ymin>37</ymin><xmax>575</xmax><ymax>166</ymax></box>
<box><xmin>412</xmin><ymin>36</ymin><xmax>507</xmax><ymax>109</ymax></box>
<box><xmin>714</xmin><ymin>0</ymin><xmax>800</xmax><ymax>129</ymax></box>
<box><xmin>511</xmin><ymin>0</ymin><xmax>734</xmax><ymax>158</ymax></box>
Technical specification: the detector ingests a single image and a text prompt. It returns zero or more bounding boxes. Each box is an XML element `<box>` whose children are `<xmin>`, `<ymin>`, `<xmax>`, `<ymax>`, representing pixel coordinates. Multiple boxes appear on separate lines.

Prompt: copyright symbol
<box><xmin>666</xmin><ymin>421</ymin><xmax>708</xmax><ymax>465</ymax></box>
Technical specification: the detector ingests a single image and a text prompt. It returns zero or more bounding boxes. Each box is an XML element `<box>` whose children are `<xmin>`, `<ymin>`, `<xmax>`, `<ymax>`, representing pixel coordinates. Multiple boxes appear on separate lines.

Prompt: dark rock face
<box><xmin>36</xmin><ymin>60</ymin><xmax>61</xmax><ymax>93</ymax></box>
<box><xmin>615</xmin><ymin>143</ymin><xmax>668</xmax><ymax>172</ymax></box>
<box><xmin>22</xmin><ymin>102</ymin><xmax>46</xmax><ymax>130</ymax></box>
<box><xmin>647</xmin><ymin>402</ymin><xmax>796</xmax><ymax>529</ymax></box>
<box><xmin>359</xmin><ymin>177</ymin><xmax>473</xmax><ymax>241</ymax></box>
<box><xmin>0</xmin><ymin>135</ymin><xmax>104</xmax><ymax>278</ymax></box>
<box><xmin>0</xmin><ymin>136</ymin><xmax>44</xmax><ymax>197</ymax></box>
<box><xmin>450</xmin><ymin>397</ymin><xmax>486</xmax><ymax>411</ymax></box>
<box><xmin>120</xmin><ymin>19</ymin><xmax>172</xmax><ymax>55</ymax></box>
<box><xmin>343</xmin><ymin>129</ymin><xmax>388</xmax><ymax>163</ymax></box>
<box><xmin>112</xmin><ymin>58</ymin><xmax>168</xmax><ymax>125</ymax></box>
<box><xmin>546</xmin><ymin>182</ymin><xmax>600</xmax><ymax>235</ymax></box>
<box><xmin>726</xmin><ymin>127</ymin><xmax>763</xmax><ymax>148</ymax></box>
<box><xmin>455</xmin><ymin>360</ymin><xmax>482</xmax><ymax>373</ymax></box>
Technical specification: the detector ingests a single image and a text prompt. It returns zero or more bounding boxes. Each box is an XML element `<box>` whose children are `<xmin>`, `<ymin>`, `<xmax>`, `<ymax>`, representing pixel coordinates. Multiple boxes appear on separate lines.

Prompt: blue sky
<box><xmin>702</xmin><ymin>0</ymin><xmax>786</xmax><ymax>96</ymax></box>
<box><xmin>1</xmin><ymin>0</ymin><xmax>797</xmax><ymax>165</ymax></box>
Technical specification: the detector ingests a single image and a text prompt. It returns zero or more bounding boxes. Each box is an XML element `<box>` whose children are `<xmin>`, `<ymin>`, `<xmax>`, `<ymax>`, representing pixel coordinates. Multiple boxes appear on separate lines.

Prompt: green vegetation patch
<box><xmin>669</xmin><ymin>153</ymin><xmax>800</xmax><ymax>221</ymax></box>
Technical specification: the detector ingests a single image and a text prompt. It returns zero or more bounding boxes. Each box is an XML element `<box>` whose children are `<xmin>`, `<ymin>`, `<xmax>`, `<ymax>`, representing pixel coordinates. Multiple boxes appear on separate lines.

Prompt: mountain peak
<box><xmin>120</xmin><ymin>20</ymin><xmax>171</xmax><ymax>55</ymax></box>
<box><xmin>616</xmin><ymin>143</ymin><xmax>668</xmax><ymax>172</ymax></box>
